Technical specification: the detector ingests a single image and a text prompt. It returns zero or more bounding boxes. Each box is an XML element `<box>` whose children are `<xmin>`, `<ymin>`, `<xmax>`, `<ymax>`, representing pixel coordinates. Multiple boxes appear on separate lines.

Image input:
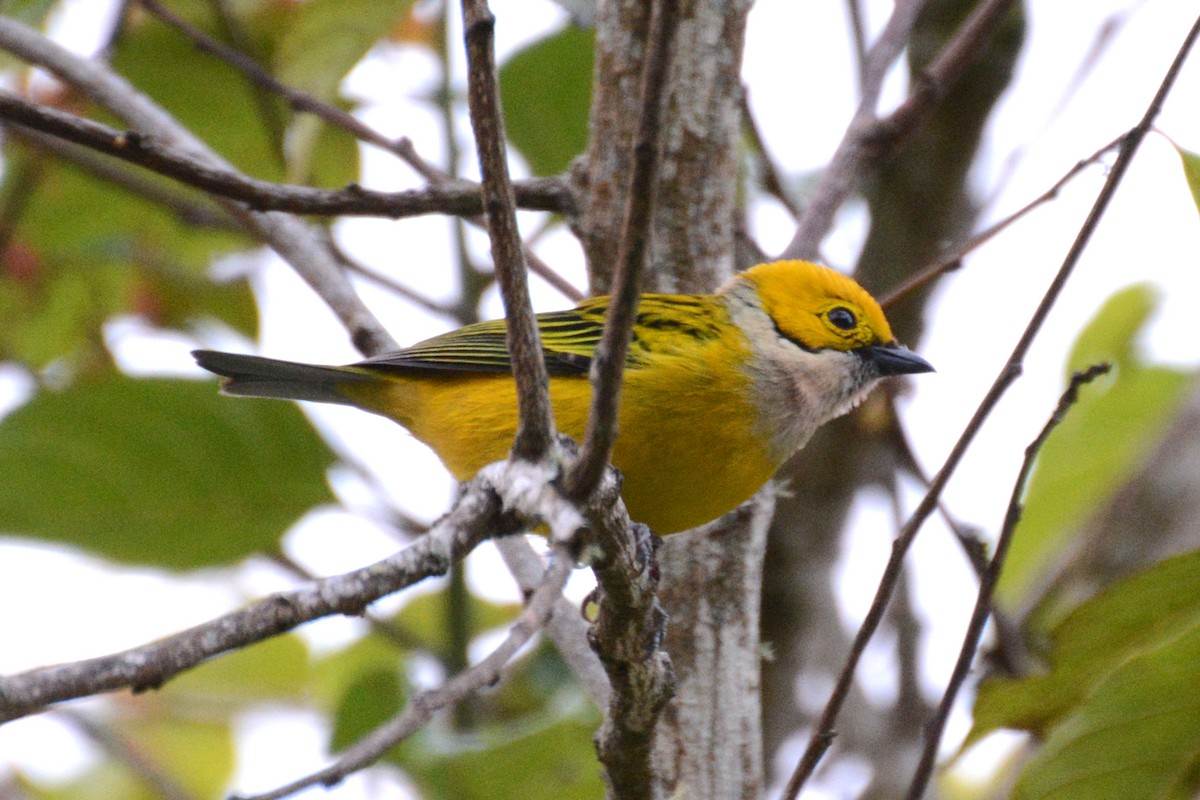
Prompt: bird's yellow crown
<box><xmin>737</xmin><ymin>260</ymin><xmax>895</xmax><ymax>351</ymax></box>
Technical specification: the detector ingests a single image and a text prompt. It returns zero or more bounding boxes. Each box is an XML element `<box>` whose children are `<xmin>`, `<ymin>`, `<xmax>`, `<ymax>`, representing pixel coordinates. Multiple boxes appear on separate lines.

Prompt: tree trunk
<box><xmin>574</xmin><ymin>0</ymin><xmax>759</xmax><ymax>795</ymax></box>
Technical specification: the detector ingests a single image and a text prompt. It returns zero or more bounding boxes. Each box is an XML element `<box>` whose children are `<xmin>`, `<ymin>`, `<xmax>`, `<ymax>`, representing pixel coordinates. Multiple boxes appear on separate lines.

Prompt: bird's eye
<box><xmin>827</xmin><ymin>307</ymin><xmax>857</xmax><ymax>331</ymax></box>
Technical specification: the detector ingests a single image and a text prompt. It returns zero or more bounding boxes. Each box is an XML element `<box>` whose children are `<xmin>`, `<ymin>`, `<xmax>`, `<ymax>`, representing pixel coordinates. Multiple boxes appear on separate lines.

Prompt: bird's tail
<box><xmin>193</xmin><ymin>350</ymin><xmax>373</xmax><ymax>407</ymax></box>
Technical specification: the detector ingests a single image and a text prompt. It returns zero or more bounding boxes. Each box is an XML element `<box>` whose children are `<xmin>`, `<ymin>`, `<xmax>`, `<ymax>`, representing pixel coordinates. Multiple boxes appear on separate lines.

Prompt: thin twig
<box><xmin>563</xmin><ymin>0</ymin><xmax>677</xmax><ymax>503</ymax></box>
<box><xmin>845</xmin><ymin>0</ymin><xmax>870</xmax><ymax>88</ymax></box>
<box><xmin>781</xmin><ymin>13</ymin><xmax>1200</xmax><ymax>797</ymax></box>
<box><xmin>0</xmin><ymin>91</ymin><xmax>573</xmax><ymax>218</ymax></box>
<box><xmin>494</xmin><ymin>537</ymin><xmax>611</xmax><ymax>707</ymax></box>
<box><xmin>460</xmin><ymin>0</ymin><xmax>555</xmax><ymax>460</ymax></box>
<box><xmin>6</xmin><ymin>124</ymin><xmax>238</xmax><ymax>231</ymax></box>
<box><xmin>0</xmin><ymin>475</ymin><xmax>505</xmax><ymax>723</ymax></box>
<box><xmin>740</xmin><ymin>87</ymin><xmax>800</xmax><ymax>219</ymax></box>
<box><xmin>62</xmin><ymin>710</ymin><xmax>199</xmax><ymax>800</ymax></box>
<box><xmin>322</xmin><ymin>232</ymin><xmax>459</xmax><ymax>319</ymax></box>
<box><xmin>904</xmin><ymin>364</ymin><xmax>1110</xmax><ymax>800</ymax></box>
<box><xmin>234</xmin><ymin>543</ymin><xmax>577</xmax><ymax>800</ymax></box>
<box><xmin>878</xmin><ymin>134</ymin><xmax>1125</xmax><ymax>310</ymax></box>
<box><xmin>266</xmin><ymin>552</ymin><xmax>428</xmax><ymax>652</ymax></box>
<box><xmin>783</xmin><ymin>0</ymin><xmax>1013</xmax><ymax>259</ymax></box>
<box><xmin>138</xmin><ymin>0</ymin><xmax>419</xmax><ymax>172</ymax></box>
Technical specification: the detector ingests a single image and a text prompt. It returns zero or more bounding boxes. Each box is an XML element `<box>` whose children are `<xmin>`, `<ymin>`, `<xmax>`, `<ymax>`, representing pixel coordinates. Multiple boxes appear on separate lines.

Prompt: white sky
<box><xmin>2</xmin><ymin>0</ymin><xmax>1200</xmax><ymax>797</ymax></box>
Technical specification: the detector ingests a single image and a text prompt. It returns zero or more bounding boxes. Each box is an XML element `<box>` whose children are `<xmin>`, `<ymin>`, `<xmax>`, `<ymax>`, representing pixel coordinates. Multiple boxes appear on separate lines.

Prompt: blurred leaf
<box><xmin>142</xmin><ymin>268</ymin><xmax>259</xmax><ymax>340</ymax></box>
<box><xmin>0</xmin><ymin>376</ymin><xmax>335</xmax><ymax>568</ymax></box>
<box><xmin>1011</xmin><ymin>618</ymin><xmax>1200</xmax><ymax>800</ymax></box>
<box><xmin>1174</xmin><ymin>145</ymin><xmax>1200</xmax><ymax>217</ymax></box>
<box><xmin>972</xmin><ymin>550</ymin><xmax>1200</xmax><ymax>743</ymax></box>
<box><xmin>275</xmin><ymin>0</ymin><xmax>412</xmax><ymax>185</ymax></box>
<box><xmin>116</xmin><ymin>716</ymin><xmax>236</xmax><ymax>800</ymax></box>
<box><xmin>111</xmin><ymin>13</ymin><xmax>286</xmax><ymax>181</ymax></box>
<box><xmin>394</xmin><ymin>590</ymin><xmax>521</xmax><ymax>660</ymax></box>
<box><xmin>313</xmin><ymin>630</ymin><xmax>408</xmax><ymax>711</ymax></box>
<box><xmin>14</xmin><ymin>762</ymin><xmax>158</xmax><ymax>800</ymax></box>
<box><xmin>998</xmin><ymin>285</ymin><xmax>1192</xmax><ymax>609</ymax></box>
<box><xmin>169</xmin><ymin>632</ymin><xmax>311</xmax><ymax>702</ymax></box>
<box><xmin>0</xmin><ymin>143</ymin><xmax>254</xmax><ymax>367</ymax></box>
<box><xmin>0</xmin><ymin>0</ymin><xmax>57</xmax><ymax>72</ymax></box>
<box><xmin>275</xmin><ymin>0</ymin><xmax>413</xmax><ymax>100</ymax></box>
<box><xmin>399</xmin><ymin>698</ymin><xmax>603</xmax><ymax>800</ymax></box>
<box><xmin>499</xmin><ymin>24</ymin><xmax>595</xmax><ymax>175</ymax></box>
<box><xmin>331</xmin><ymin>665</ymin><xmax>407</xmax><ymax>752</ymax></box>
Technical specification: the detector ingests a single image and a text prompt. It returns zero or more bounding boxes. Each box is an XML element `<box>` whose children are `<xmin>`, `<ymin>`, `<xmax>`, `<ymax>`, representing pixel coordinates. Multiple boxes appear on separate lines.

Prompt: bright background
<box><xmin>1</xmin><ymin>0</ymin><xmax>1199</xmax><ymax>797</ymax></box>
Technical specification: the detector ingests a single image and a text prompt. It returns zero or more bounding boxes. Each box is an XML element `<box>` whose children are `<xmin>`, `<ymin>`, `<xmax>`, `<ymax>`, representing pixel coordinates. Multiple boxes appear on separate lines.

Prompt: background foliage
<box><xmin>1</xmin><ymin>1</ymin><xmax>1200</xmax><ymax>798</ymax></box>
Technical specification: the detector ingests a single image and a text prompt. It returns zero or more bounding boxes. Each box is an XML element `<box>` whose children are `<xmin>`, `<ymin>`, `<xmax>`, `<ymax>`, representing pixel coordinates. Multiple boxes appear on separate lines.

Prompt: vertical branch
<box><xmin>564</xmin><ymin>0</ymin><xmax>678</xmax><ymax>502</ymax></box>
<box><xmin>460</xmin><ymin>0</ymin><xmax>555</xmax><ymax>460</ymax></box>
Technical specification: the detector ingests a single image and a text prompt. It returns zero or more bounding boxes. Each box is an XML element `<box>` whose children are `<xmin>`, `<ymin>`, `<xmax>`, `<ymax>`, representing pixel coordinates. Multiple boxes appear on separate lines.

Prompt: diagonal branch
<box><xmin>782</xmin><ymin>0</ymin><xmax>1015</xmax><ymax>260</ymax></box>
<box><xmin>0</xmin><ymin>90</ymin><xmax>573</xmax><ymax>218</ymax></box>
<box><xmin>905</xmin><ymin>363</ymin><xmax>1110</xmax><ymax>800</ymax></box>
<box><xmin>781</xmin><ymin>11</ymin><xmax>1200</xmax><ymax>798</ymax></box>
<box><xmin>563</xmin><ymin>0</ymin><xmax>678</xmax><ymax>503</ymax></box>
<box><xmin>0</xmin><ymin>477</ymin><xmax>506</xmax><ymax>723</ymax></box>
<box><xmin>234</xmin><ymin>541</ymin><xmax>578</xmax><ymax>800</ymax></box>
<box><xmin>877</xmin><ymin>134</ymin><xmax>1125</xmax><ymax>310</ymax></box>
<box><xmin>461</xmin><ymin>0</ymin><xmax>555</xmax><ymax>460</ymax></box>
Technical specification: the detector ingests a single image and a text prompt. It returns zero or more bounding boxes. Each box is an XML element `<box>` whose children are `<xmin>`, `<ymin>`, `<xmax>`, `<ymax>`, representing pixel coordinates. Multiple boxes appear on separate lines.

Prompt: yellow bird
<box><xmin>194</xmin><ymin>260</ymin><xmax>931</xmax><ymax>534</ymax></box>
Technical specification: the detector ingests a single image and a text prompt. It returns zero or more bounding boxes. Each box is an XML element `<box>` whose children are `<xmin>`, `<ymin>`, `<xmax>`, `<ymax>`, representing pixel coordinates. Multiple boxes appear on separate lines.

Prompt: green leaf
<box><xmin>111</xmin><ymin>13</ymin><xmax>286</xmax><ymax>181</ymax></box>
<box><xmin>399</xmin><ymin>699</ymin><xmax>603</xmax><ymax>800</ymax></box>
<box><xmin>168</xmin><ymin>633</ymin><xmax>311</xmax><ymax>702</ymax></box>
<box><xmin>973</xmin><ymin>550</ymin><xmax>1200</xmax><ymax>743</ymax></box>
<box><xmin>394</xmin><ymin>590</ymin><xmax>521</xmax><ymax>660</ymax></box>
<box><xmin>1174</xmin><ymin>145</ymin><xmax>1200</xmax><ymax>217</ymax></box>
<box><xmin>14</xmin><ymin>762</ymin><xmax>158</xmax><ymax>800</ymax></box>
<box><xmin>331</xmin><ymin>665</ymin><xmax>407</xmax><ymax>752</ymax></box>
<box><xmin>274</xmin><ymin>0</ymin><xmax>413</xmax><ymax>185</ymax></box>
<box><xmin>0</xmin><ymin>376</ymin><xmax>335</xmax><ymax>568</ymax></box>
<box><xmin>116</xmin><ymin>716</ymin><xmax>236</xmax><ymax>800</ymax></box>
<box><xmin>997</xmin><ymin>285</ymin><xmax>1192</xmax><ymax>609</ymax></box>
<box><xmin>0</xmin><ymin>142</ymin><xmax>254</xmax><ymax>366</ymax></box>
<box><xmin>1012</xmin><ymin>620</ymin><xmax>1200</xmax><ymax>800</ymax></box>
<box><xmin>499</xmin><ymin>24</ymin><xmax>595</xmax><ymax>176</ymax></box>
<box><xmin>275</xmin><ymin>0</ymin><xmax>413</xmax><ymax>101</ymax></box>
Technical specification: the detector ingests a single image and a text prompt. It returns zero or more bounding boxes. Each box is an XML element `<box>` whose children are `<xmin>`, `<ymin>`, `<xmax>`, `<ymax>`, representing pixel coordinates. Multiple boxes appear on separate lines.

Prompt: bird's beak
<box><xmin>857</xmin><ymin>342</ymin><xmax>935</xmax><ymax>376</ymax></box>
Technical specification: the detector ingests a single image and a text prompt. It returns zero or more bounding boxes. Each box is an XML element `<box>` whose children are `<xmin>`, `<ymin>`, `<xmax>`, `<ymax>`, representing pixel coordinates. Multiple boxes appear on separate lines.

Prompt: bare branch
<box><xmin>563</xmin><ymin>0</ymin><xmax>677</xmax><ymax>503</ymax></box>
<box><xmin>0</xmin><ymin>90</ymin><xmax>573</xmax><ymax>218</ymax></box>
<box><xmin>0</xmin><ymin>477</ymin><xmax>506</xmax><ymax>723</ymax></box>
<box><xmin>905</xmin><ymin>364</ymin><xmax>1110</xmax><ymax>800</ymax></box>
<box><xmin>460</xmin><ymin>0</ymin><xmax>556</xmax><ymax>460</ymax></box>
<box><xmin>5</xmin><ymin>125</ymin><xmax>239</xmax><ymax>231</ymax></box>
<box><xmin>235</xmin><ymin>541</ymin><xmax>578</xmax><ymax>800</ymax></box>
<box><xmin>782</xmin><ymin>0</ymin><xmax>1014</xmax><ymax>259</ymax></box>
<box><xmin>781</xmin><ymin>13</ymin><xmax>1200</xmax><ymax>796</ymax></box>
<box><xmin>495</xmin><ymin>537</ymin><xmax>611</xmax><ymax>707</ymax></box>
<box><xmin>137</xmin><ymin>0</ymin><xmax>433</xmax><ymax>176</ymax></box>
<box><xmin>878</xmin><ymin>134</ymin><xmax>1124</xmax><ymax>310</ymax></box>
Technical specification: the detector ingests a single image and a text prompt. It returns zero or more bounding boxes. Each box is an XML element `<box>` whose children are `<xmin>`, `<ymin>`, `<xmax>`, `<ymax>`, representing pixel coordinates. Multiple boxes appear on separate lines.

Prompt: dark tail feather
<box><xmin>193</xmin><ymin>350</ymin><xmax>372</xmax><ymax>406</ymax></box>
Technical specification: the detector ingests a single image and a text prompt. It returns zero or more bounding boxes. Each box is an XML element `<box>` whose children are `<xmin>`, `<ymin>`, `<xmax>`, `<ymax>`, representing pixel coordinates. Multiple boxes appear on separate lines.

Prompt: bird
<box><xmin>194</xmin><ymin>259</ymin><xmax>932</xmax><ymax>534</ymax></box>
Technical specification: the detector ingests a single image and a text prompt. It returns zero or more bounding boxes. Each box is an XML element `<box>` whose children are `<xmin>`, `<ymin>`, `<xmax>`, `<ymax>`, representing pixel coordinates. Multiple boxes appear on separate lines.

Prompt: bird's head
<box><xmin>718</xmin><ymin>260</ymin><xmax>933</xmax><ymax>456</ymax></box>
<box><xmin>737</xmin><ymin>259</ymin><xmax>933</xmax><ymax>380</ymax></box>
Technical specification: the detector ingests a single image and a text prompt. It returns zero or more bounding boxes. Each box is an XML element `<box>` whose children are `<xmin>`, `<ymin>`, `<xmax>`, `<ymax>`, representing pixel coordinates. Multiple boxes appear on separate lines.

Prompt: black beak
<box><xmin>857</xmin><ymin>342</ymin><xmax>934</xmax><ymax>377</ymax></box>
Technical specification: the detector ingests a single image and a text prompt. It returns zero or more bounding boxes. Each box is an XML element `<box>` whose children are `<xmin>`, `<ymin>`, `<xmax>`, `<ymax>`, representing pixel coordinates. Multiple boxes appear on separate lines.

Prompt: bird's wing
<box><xmin>359</xmin><ymin>294</ymin><xmax>725</xmax><ymax>376</ymax></box>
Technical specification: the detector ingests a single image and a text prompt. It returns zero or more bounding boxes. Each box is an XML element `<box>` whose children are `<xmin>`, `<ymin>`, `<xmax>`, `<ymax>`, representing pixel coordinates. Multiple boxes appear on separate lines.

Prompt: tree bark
<box><xmin>575</xmin><ymin>0</ymin><xmax>759</xmax><ymax>795</ymax></box>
